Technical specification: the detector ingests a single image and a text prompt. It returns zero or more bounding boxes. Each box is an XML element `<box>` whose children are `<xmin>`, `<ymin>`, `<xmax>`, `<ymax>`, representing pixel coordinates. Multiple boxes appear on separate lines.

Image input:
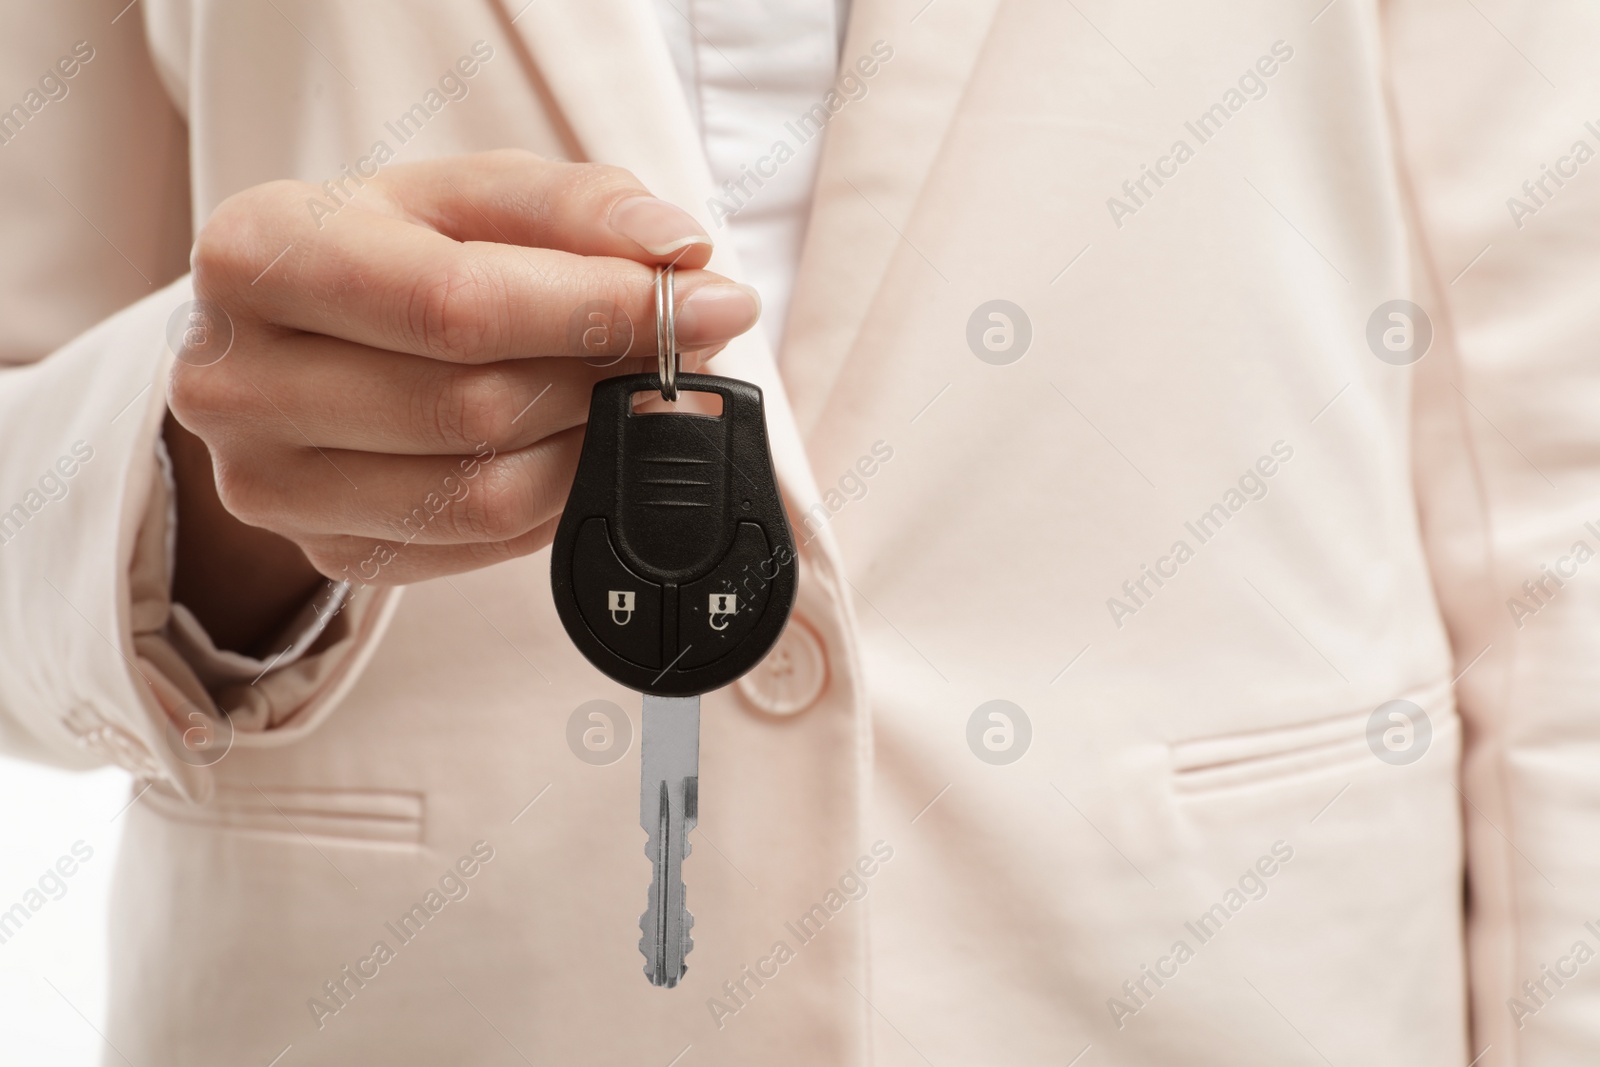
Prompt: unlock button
<box><xmin>676</xmin><ymin>523</ymin><xmax>772</xmax><ymax>670</ymax></box>
<box><xmin>572</xmin><ymin>518</ymin><xmax>663</xmax><ymax>668</ymax></box>
<box><xmin>610</xmin><ymin>590</ymin><xmax>637</xmax><ymax>625</ymax></box>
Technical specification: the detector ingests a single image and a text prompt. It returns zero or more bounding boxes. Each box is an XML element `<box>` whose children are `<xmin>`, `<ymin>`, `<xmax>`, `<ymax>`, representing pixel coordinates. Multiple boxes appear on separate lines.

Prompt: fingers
<box><xmin>379</xmin><ymin>150</ymin><xmax>715</xmax><ymax>267</ymax></box>
<box><xmin>299</xmin><ymin>516</ymin><xmax>561</xmax><ymax>587</ymax></box>
<box><xmin>214</xmin><ymin>428</ymin><xmax>585</xmax><ymax>546</ymax></box>
<box><xmin>193</xmin><ymin>154</ymin><xmax>760</xmax><ymax>365</ymax></box>
<box><xmin>178</xmin><ymin>150</ymin><xmax>757</xmax><ymax>591</ymax></box>
<box><xmin>207</xmin><ymin>207</ymin><xmax>756</xmax><ymax>364</ymax></box>
<box><xmin>173</xmin><ymin>332</ymin><xmax>722</xmax><ymax>456</ymax></box>
<box><xmin>217</xmin><ymin>332</ymin><xmax>625</xmax><ymax>454</ymax></box>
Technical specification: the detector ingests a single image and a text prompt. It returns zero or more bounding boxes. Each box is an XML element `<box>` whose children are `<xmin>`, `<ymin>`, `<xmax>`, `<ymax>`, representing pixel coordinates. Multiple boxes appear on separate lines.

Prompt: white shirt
<box><xmin>652</xmin><ymin>0</ymin><xmax>847</xmax><ymax>350</ymax></box>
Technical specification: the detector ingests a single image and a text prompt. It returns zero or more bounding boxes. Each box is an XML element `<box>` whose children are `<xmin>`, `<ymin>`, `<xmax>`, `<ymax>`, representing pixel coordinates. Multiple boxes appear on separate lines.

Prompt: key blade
<box><xmin>639</xmin><ymin>694</ymin><xmax>699</xmax><ymax>987</ymax></box>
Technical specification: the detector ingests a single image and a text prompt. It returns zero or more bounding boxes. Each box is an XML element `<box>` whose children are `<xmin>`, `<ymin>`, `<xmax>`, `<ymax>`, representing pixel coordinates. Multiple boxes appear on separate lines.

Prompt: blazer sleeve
<box><xmin>0</xmin><ymin>5</ymin><xmax>397</xmax><ymax>799</ymax></box>
<box><xmin>1387</xmin><ymin>1</ymin><xmax>1600</xmax><ymax>1061</ymax></box>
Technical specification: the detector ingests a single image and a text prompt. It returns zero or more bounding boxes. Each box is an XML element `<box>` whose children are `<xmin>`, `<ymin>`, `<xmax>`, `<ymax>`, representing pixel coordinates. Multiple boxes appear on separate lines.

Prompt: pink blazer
<box><xmin>0</xmin><ymin>1</ymin><xmax>1594</xmax><ymax>1063</ymax></box>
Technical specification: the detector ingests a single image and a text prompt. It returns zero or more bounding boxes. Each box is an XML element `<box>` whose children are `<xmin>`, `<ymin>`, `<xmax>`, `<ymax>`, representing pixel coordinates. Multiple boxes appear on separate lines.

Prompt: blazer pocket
<box><xmin>142</xmin><ymin>782</ymin><xmax>424</xmax><ymax>847</ymax></box>
<box><xmin>1169</xmin><ymin>679</ymin><xmax>1452</xmax><ymax>799</ymax></box>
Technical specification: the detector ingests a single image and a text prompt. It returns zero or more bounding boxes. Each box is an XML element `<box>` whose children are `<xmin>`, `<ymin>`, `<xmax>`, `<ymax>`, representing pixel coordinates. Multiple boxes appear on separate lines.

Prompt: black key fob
<box><xmin>551</xmin><ymin>372</ymin><xmax>798</xmax><ymax>697</ymax></box>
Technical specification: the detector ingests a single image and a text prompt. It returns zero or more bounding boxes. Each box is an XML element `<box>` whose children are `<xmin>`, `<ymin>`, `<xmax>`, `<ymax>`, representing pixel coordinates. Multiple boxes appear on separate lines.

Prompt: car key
<box><xmin>550</xmin><ymin>266</ymin><xmax>798</xmax><ymax>987</ymax></box>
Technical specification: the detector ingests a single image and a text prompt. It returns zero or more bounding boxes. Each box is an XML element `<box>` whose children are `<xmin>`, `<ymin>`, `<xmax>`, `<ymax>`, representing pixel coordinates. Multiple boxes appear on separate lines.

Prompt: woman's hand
<box><xmin>165</xmin><ymin>150</ymin><xmax>760</xmax><ymax>653</ymax></box>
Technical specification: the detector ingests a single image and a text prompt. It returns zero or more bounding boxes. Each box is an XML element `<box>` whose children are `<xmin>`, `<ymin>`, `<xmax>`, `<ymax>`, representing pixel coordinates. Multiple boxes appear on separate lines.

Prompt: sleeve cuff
<box><xmin>151</xmin><ymin>420</ymin><xmax>353</xmax><ymax>691</ymax></box>
<box><xmin>0</xmin><ymin>276</ymin><xmax>401</xmax><ymax>799</ymax></box>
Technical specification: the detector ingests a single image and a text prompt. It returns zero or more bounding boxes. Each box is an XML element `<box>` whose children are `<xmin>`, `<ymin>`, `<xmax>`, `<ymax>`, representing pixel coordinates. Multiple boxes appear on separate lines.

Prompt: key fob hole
<box><xmin>629</xmin><ymin>389</ymin><xmax>725</xmax><ymax>418</ymax></box>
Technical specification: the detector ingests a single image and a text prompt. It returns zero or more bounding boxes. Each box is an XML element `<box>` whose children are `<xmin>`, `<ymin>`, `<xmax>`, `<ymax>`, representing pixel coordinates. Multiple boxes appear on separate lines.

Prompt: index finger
<box><xmin>269</xmin><ymin>211</ymin><xmax>756</xmax><ymax>362</ymax></box>
<box><xmin>196</xmin><ymin>153</ymin><xmax>759</xmax><ymax>362</ymax></box>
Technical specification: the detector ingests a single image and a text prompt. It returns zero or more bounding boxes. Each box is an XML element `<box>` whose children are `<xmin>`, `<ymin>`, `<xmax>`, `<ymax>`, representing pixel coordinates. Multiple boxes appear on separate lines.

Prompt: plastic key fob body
<box><xmin>551</xmin><ymin>372</ymin><xmax>798</xmax><ymax>697</ymax></box>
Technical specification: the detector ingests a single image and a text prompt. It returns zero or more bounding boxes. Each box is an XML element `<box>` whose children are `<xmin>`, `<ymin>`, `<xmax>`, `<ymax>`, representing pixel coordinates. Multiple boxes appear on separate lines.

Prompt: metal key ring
<box><xmin>654</xmin><ymin>265</ymin><xmax>679</xmax><ymax>402</ymax></box>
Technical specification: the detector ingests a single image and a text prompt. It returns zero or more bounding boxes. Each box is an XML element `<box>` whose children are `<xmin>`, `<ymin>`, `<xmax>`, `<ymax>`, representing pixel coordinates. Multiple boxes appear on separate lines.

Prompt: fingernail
<box><xmin>677</xmin><ymin>283</ymin><xmax>761</xmax><ymax>347</ymax></box>
<box><xmin>609</xmin><ymin>196</ymin><xmax>712</xmax><ymax>257</ymax></box>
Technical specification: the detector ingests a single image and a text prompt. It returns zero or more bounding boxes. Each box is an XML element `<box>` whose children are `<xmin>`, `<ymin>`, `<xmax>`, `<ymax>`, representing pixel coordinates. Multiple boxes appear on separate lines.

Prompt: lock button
<box><xmin>676</xmin><ymin>523</ymin><xmax>772</xmax><ymax>670</ymax></box>
<box><xmin>572</xmin><ymin>517</ymin><xmax>663</xmax><ymax>668</ymax></box>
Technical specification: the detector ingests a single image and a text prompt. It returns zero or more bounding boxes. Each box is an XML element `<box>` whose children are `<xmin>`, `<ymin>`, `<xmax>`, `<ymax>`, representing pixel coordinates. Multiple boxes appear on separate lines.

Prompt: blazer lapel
<box><xmin>488</xmin><ymin>0</ymin><xmax>697</xmax><ymax>192</ymax></box>
<box><xmin>487</xmin><ymin>0</ymin><xmax>837</xmax><ymax>564</ymax></box>
<box><xmin>780</xmin><ymin>0</ymin><xmax>1004</xmax><ymax>432</ymax></box>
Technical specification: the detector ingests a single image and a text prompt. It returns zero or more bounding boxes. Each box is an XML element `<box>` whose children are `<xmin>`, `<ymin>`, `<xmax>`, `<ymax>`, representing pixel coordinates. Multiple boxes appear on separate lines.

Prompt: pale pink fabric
<box><xmin>0</xmin><ymin>1</ymin><xmax>1596</xmax><ymax>1064</ymax></box>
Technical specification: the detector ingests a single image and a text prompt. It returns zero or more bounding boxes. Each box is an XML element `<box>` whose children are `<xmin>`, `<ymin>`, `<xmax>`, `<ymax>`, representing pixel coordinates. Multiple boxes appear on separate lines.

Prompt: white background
<box><xmin>0</xmin><ymin>754</ymin><xmax>128</xmax><ymax>1065</ymax></box>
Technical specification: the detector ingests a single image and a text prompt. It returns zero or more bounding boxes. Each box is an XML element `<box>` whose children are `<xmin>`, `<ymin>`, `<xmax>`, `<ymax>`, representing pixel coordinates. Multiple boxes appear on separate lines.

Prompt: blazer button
<box><xmin>736</xmin><ymin>615</ymin><xmax>827</xmax><ymax>716</ymax></box>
